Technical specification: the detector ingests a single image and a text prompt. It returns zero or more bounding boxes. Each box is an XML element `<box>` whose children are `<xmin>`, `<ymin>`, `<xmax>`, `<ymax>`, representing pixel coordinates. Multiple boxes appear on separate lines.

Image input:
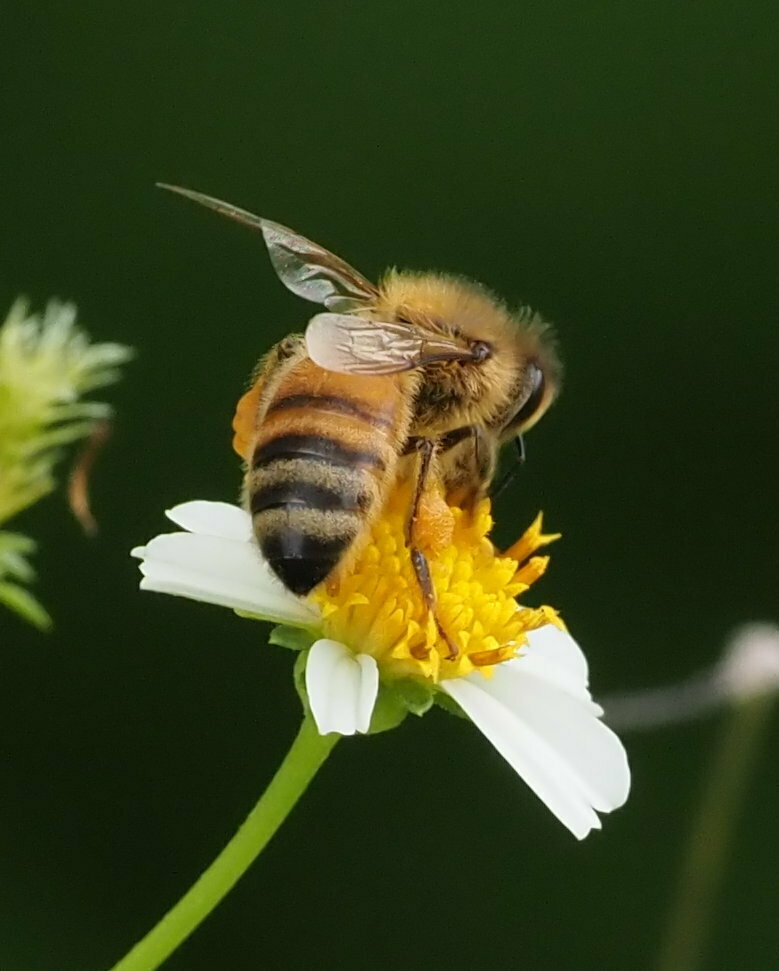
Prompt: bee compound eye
<box><xmin>470</xmin><ymin>340</ymin><xmax>492</xmax><ymax>362</ymax></box>
<box><xmin>508</xmin><ymin>364</ymin><xmax>546</xmax><ymax>430</ymax></box>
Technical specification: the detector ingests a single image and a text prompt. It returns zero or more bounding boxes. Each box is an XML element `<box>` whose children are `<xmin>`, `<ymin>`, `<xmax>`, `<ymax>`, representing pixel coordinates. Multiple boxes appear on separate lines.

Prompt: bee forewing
<box><xmin>305</xmin><ymin>313</ymin><xmax>472</xmax><ymax>375</ymax></box>
<box><xmin>260</xmin><ymin>222</ymin><xmax>378</xmax><ymax>312</ymax></box>
<box><xmin>157</xmin><ymin>184</ymin><xmax>378</xmax><ymax>312</ymax></box>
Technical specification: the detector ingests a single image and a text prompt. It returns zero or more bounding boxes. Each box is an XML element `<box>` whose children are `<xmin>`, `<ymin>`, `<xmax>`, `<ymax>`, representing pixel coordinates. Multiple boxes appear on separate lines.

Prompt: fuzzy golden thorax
<box><xmin>373</xmin><ymin>269</ymin><xmax>560</xmax><ymax>434</ymax></box>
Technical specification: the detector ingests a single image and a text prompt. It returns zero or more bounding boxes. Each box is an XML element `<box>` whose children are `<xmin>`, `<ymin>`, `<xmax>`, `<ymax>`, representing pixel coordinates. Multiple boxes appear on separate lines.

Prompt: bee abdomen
<box><xmin>259</xmin><ymin>514</ymin><xmax>357</xmax><ymax>595</ymax></box>
<box><xmin>249</xmin><ymin>479</ymin><xmax>369</xmax><ymax>516</ymax></box>
<box><xmin>252</xmin><ymin>433</ymin><xmax>386</xmax><ymax>471</ymax></box>
<box><xmin>249</xmin><ymin>435</ymin><xmax>381</xmax><ymax>595</ymax></box>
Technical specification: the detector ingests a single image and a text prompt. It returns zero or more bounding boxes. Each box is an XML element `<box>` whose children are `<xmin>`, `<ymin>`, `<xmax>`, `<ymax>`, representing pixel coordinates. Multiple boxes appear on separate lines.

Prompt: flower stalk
<box><xmin>110</xmin><ymin>716</ymin><xmax>338</xmax><ymax>971</ymax></box>
<box><xmin>656</xmin><ymin>692</ymin><xmax>775</xmax><ymax>971</ymax></box>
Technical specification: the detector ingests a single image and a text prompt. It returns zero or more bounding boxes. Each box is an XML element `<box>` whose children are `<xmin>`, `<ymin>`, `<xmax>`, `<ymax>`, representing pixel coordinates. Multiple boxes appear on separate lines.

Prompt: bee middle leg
<box><xmin>403</xmin><ymin>436</ymin><xmax>460</xmax><ymax>661</ymax></box>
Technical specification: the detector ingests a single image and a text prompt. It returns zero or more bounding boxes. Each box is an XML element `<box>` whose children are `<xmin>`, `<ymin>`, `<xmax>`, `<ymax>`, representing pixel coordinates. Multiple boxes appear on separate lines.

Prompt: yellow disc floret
<box><xmin>310</xmin><ymin>483</ymin><xmax>562</xmax><ymax>683</ymax></box>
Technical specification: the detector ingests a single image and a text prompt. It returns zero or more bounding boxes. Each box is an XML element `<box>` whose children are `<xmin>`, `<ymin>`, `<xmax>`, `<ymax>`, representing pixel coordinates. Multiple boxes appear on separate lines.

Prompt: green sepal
<box><xmin>269</xmin><ymin>625</ymin><xmax>316</xmax><ymax>652</ymax></box>
<box><xmin>390</xmin><ymin>677</ymin><xmax>435</xmax><ymax>717</ymax></box>
<box><xmin>366</xmin><ymin>686</ymin><xmax>409</xmax><ymax>735</ymax></box>
<box><xmin>293</xmin><ymin>650</ymin><xmax>312</xmax><ymax>720</ymax></box>
<box><xmin>434</xmin><ymin>690</ymin><xmax>468</xmax><ymax>720</ymax></box>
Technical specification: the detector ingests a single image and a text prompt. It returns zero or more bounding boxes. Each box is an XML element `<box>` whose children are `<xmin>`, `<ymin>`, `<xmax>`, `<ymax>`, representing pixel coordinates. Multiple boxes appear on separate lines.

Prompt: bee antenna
<box><xmin>156</xmin><ymin>183</ymin><xmax>265</xmax><ymax>232</ymax></box>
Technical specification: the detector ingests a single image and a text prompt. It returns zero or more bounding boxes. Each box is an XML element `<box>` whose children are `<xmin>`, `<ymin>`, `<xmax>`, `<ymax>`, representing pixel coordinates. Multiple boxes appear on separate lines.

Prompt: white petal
<box><xmin>165</xmin><ymin>501</ymin><xmax>254</xmax><ymax>542</ymax></box>
<box><xmin>524</xmin><ymin>624</ymin><xmax>589</xmax><ymax>684</ymax></box>
<box><xmin>133</xmin><ymin>531</ymin><xmax>317</xmax><ymax>626</ymax></box>
<box><xmin>442</xmin><ymin>627</ymin><xmax>630</xmax><ymax>839</ymax></box>
<box><xmin>511</xmin><ymin>651</ymin><xmax>598</xmax><ymax>708</ymax></box>
<box><xmin>444</xmin><ymin>677</ymin><xmax>600</xmax><ymax>838</ymax></box>
<box><xmin>306</xmin><ymin>639</ymin><xmax>379</xmax><ymax>736</ymax></box>
<box><xmin>478</xmin><ymin>662</ymin><xmax>629</xmax><ymax>810</ymax></box>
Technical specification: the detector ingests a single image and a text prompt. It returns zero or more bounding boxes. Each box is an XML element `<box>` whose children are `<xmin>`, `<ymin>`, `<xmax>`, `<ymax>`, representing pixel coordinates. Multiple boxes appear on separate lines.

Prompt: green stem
<box><xmin>109</xmin><ymin>717</ymin><xmax>338</xmax><ymax>971</ymax></box>
<box><xmin>656</xmin><ymin>694</ymin><xmax>774</xmax><ymax>971</ymax></box>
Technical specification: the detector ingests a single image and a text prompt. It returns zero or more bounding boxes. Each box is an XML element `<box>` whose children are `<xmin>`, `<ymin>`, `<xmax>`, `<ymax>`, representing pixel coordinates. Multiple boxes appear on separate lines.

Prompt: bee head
<box><xmin>377</xmin><ymin>270</ymin><xmax>561</xmax><ymax>431</ymax></box>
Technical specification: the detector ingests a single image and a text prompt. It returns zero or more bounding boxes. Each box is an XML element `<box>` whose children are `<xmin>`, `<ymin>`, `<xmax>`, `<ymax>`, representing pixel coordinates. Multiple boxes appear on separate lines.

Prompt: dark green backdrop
<box><xmin>2</xmin><ymin>2</ymin><xmax>777</xmax><ymax>969</ymax></box>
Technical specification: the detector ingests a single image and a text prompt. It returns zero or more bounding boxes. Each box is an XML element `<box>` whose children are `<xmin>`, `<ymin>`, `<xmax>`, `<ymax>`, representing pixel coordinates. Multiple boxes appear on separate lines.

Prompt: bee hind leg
<box><xmin>404</xmin><ymin>436</ymin><xmax>460</xmax><ymax>661</ymax></box>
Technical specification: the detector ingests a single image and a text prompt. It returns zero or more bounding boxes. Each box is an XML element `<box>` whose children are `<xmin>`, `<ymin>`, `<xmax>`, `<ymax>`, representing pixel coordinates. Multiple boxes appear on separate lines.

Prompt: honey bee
<box><xmin>161</xmin><ymin>186</ymin><xmax>560</xmax><ymax>654</ymax></box>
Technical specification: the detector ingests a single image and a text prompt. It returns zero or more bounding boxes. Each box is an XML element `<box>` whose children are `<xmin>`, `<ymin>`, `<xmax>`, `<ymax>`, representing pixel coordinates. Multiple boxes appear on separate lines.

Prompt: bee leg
<box><xmin>438</xmin><ymin>424</ymin><xmax>495</xmax><ymax>513</ymax></box>
<box><xmin>404</xmin><ymin>436</ymin><xmax>460</xmax><ymax>661</ymax></box>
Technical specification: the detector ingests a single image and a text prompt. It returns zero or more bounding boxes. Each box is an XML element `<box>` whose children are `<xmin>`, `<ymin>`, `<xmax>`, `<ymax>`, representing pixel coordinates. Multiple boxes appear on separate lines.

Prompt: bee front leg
<box><xmin>437</xmin><ymin>424</ymin><xmax>496</xmax><ymax>513</ymax></box>
<box><xmin>404</xmin><ymin>436</ymin><xmax>460</xmax><ymax>661</ymax></box>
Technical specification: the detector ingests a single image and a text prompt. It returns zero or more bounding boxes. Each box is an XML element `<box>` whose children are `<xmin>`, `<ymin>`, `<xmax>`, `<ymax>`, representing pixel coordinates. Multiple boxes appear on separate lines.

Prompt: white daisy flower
<box><xmin>132</xmin><ymin>493</ymin><xmax>630</xmax><ymax>839</ymax></box>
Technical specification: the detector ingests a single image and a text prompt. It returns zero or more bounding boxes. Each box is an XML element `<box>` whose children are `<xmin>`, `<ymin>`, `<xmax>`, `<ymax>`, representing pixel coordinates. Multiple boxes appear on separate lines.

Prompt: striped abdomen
<box><xmin>247</xmin><ymin>360</ymin><xmax>407</xmax><ymax>594</ymax></box>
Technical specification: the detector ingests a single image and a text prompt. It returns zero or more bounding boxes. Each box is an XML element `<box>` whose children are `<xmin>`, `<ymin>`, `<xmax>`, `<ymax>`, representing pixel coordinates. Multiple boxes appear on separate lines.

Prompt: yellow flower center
<box><xmin>310</xmin><ymin>483</ymin><xmax>562</xmax><ymax>683</ymax></box>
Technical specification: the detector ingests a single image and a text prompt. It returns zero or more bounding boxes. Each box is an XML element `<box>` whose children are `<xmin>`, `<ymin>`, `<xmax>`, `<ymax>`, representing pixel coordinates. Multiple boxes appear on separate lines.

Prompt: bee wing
<box><xmin>306</xmin><ymin>313</ymin><xmax>474</xmax><ymax>375</ymax></box>
<box><xmin>158</xmin><ymin>185</ymin><xmax>378</xmax><ymax>312</ymax></box>
<box><xmin>260</xmin><ymin>219</ymin><xmax>378</xmax><ymax>312</ymax></box>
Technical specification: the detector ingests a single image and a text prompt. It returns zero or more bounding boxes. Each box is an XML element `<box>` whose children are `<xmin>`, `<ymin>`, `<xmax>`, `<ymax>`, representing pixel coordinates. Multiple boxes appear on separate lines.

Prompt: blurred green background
<box><xmin>2</xmin><ymin>1</ymin><xmax>777</xmax><ymax>969</ymax></box>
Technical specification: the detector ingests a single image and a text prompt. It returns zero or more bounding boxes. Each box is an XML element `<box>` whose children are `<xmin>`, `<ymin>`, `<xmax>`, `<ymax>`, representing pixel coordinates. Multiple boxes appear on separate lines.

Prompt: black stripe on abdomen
<box><xmin>250</xmin><ymin>479</ymin><xmax>369</xmax><ymax>516</ymax></box>
<box><xmin>252</xmin><ymin>434</ymin><xmax>385</xmax><ymax>471</ymax></box>
<box><xmin>265</xmin><ymin>393</ymin><xmax>393</xmax><ymax>430</ymax></box>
